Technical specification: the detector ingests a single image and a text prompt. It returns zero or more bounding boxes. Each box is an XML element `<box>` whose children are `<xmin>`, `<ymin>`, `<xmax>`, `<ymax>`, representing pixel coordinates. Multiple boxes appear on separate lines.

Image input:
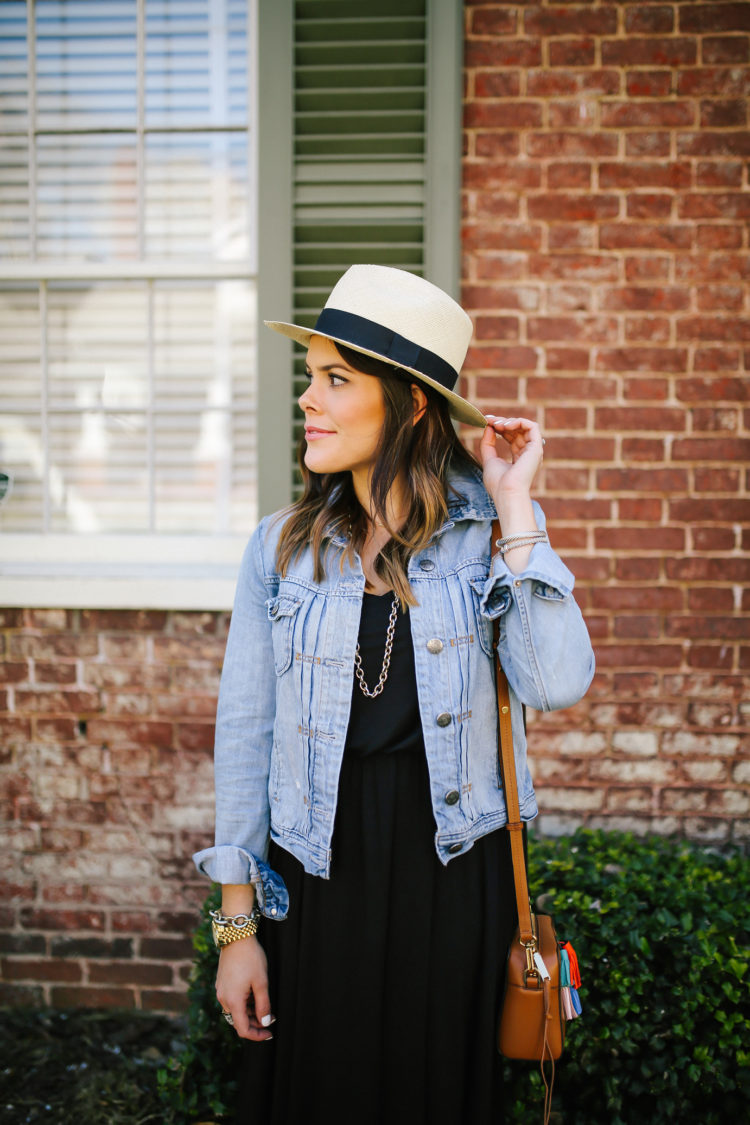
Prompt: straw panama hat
<box><xmin>264</xmin><ymin>264</ymin><xmax>487</xmax><ymax>428</ymax></box>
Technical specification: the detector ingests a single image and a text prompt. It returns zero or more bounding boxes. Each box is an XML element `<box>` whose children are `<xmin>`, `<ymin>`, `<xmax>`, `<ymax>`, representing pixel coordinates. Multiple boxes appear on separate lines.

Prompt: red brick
<box><xmin>675</xmin><ymin>255</ymin><xmax>749</xmax><ymax>284</ymax></box>
<box><xmin>696</xmin><ymin>161</ymin><xmax>744</xmax><ymax>189</ymax></box>
<box><xmin>624</xmin><ymin>317</ymin><xmax>671</xmax><ymax>343</ymax></box>
<box><xmin>677</xmin><ymin>317</ymin><xmax>750</xmax><ymax>342</ymax></box>
<box><xmin>548</xmin><ymin>224</ymin><xmax>597</xmax><ymax>251</ymax></box>
<box><xmin>614</xmin><ymin>616</ymin><xmax>662</xmax><ymax>639</ymax></box>
<box><xmin>601</xmin><ymin>287</ymin><xmax>688</xmax><ymax>313</ymax></box>
<box><xmin>544</xmin><ymin>346</ymin><xmax>591</xmax><ymax>371</ymax></box>
<box><xmin>595</xmin><ymin>644</ymin><xmax>683</xmax><ymax>668</ymax></box>
<box><xmin>618</xmin><ymin>498</ymin><xmax>663</xmax><ymax>522</ymax></box>
<box><xmin>528</xmin><ymin>375</ymin><xmax>617</xmax><ymax>400</ymax></box>
<box><xmin>597</xmin><ymin>468</ymin><xmax>688</xmax><ymax>493</ymax></box>
<box><xmin>473</xmin><ymin>315</ymin><xmax>520</xmax><ymax>340</ymax></box>
<box><xmin>671</xmin><ymin>498</ymin><xmax>750</xmax><ymax>523</ymax></box>
<box><xmin>528</xmin><ymin>316</ymin><xmax>616</xmax><ymax>343</ymax></box>
<box><xmin>677</xmin><ymin>66</ymin><xmax>750</xmax><ymax>98</ymax></box>
<box><xmin>696</xmin><ymin>224</ymin><xmax>744</xmax><ymax>250</ymax></box>
<box><xmin>697</xmin><ymin>286</ymin><xmax>745</xmax><ymax>314</ymax></box>
<box><xmin>700</xmin><ymin>99</ymin><xmax>747</xmax><ymax>128</ymax></box>
<box><xmin>546</xmin><ymin>285</ymin><xmax>592</xmax><ymax>313</ymax></box>
<box><xmin>595</xmin><ymin>347</ymin><xmax>688</xmax><ymax>373</ymax></box>
<box><xmin>690</xmin><ymin>405</ymin><xmax>739</xmax><ymax>431</ymax></box>
<box><xmin>625</xmin><ymin>132</ymin><xmax>672</xmax><ymax>158</ymax></box>
<box><xmin>464</xmin><ymin>102</ymin><xmax>543</xmax><ymax>129</ymax></box>
<box><xmin>20</xmin><ymin>908</ymin><xmax>106</xmax><ymax>931</ymax></box>
<box><xmin>600</xmin><ymin>101</ymin><xmax>695</xmax><ymax>129</ymax></box>
<box><xmin>472</xmin><ymin>132</ymin><xmax>520</xmax><ymax>158</ymax></box>
<box><xmin>464</xmin><ymin>193</ymin><xmax>520</xmax><ymax>220</ymax></box>
<box><xmin>622</xmin><ymin>376</ymin><xmax>669</xmax><ymax>401</ymax></box>
<box><xmin>549</xmin><ymin>39</ymin><xmax>596</xmax><ymax>67</ymax></box>
<box><xmin>601</xmin><ymin>37</ymin><xmax>697</xmax><ymax>68</ymax></box>
<box><xmin>689</xmin><ymin>646</ymin><xmax>736</xmax><ymax>670</ymax></box>
<box><xmin>674</xmin><ymin>436</ymin><xmax>750</xmax><ymax>462</ymax></box>
<box><xmin>702</xmin><ymin>36</ymin><xmax>750</xmax><ymax>64</ymax></box>
<box><xmin>524</xmin><ymin>7</ymin><xmax>617</xmax><ymax>36</ymax></box>
<box><xmin>692</xmin><ymin>349</ymin><xmax>743</xmax><ymax>374</ymax></box>
<box><xmin>465</xmin><ymin>39</ymin><xmax>542</xmax><ymax>68</ymax></box>
<box><xmin>526</xmin><ymin>132</ymin><xmax>619</xmax><ymax>158</ymax></box>
<box><xmin>625</xmin><ymin>256</ymin><xmax>670</xmax><ymax>284</ymax></box>
<box><xmin>14</xmin><ymin>690</ymin><xmax>100</xmax><ymax>714</ymax></box>
<box><xmin>599</xmin><ymin>223</ymin><xmax>693</xmax><ymax>251</ymax></box>
<box><xmin>51</xmin><ymin>986</ymin><xmax>137</xmax><ymax>1009</ymax></box>
<box><xmin>528</xmin><ymin>194</ymin><xmax>619</xmax><ymax>222</ymax></box>
<box><xmin>625</xmin><ymin>69</ymin><xmax>672</xmax><ymax>98</ymax></box>
<box><xmin>142</xmin><ymin>990</ymin><xmax>188</xmax><ymax>1012</ymax></box>
<box><xmin>687</xmin><ymin>588</ymin><xmax>736</xmax><ymax>613</ymax></box>
<box><xmin>551</xmin><ymin>437</ymin><xmax>616</xmax><ymax>460</ymax></box>
<box><xmin>625</xmin><ymin>194</ymin><xmax>673</xmax><ymax>221</ymax></box>
<box><xmin>1</xmin><ymin>959</ymin><xmax>83</xmax><ymax>982</ymax></box>
<box><xmin>625</xmin><ymin>6</ymin><xmax>674</xmax><ymax>35</ymax></box>
<box><xmin>547</xmin><ymin>162</ymin><xmax>592</xmax><ymax>189</ymax></box>
<box><xmin>470</xmin><ymin>7</ymin><xmax>518</xmax><ymax>36</ymax></box>
<box><xmin>677</xmin><ymin>131</ymin><xmax>750</xmax><ymax>157</ymax></box>
<box><xmin>666</xmin><ymin>616</ymin><xmax>748</xmax><ymax>640</ymax></box>
<box><xmin>465</xmin><ymin>162</ymin><xmax>543</xmax><ymax>190</ymax></box>
<box><xmin>80</xmin><ymin>610</ymin><xmax>168</xmax><ymax>632</ymax></box>
<box><xmin>693</xmin><ymin>467</ymin><xmax>742</xmax><ymax>492</ymax></box>
<box><xmin>615</xmin><ymin>557</ymin><xmax>662</xmax><ymax>581</ymax></box>
<box><xmin>88</xmin><ymin>962</ymin><xmax>173</xmax><ymax>985</ymax></box>
<box><xmin>679</xmin><ymin>4</ymin><xmax>750</xmax><ymax>34</ymax></box>
<box><xmin>526</xmin><ymin>69</ymin><xmax>620</xmax><ymax>98</ymax></box>
<box><xmin>474</xmin><ymin>72</ymin><xmax>521</xmax><ymax>98</ymax></box>
<box><xmin>528</xmin><ymin>254</ymin><xmax>620</xmax><ymax>282</ymax></box>
<box><xmin>692</xmin><ymin>528</ymin><xmax>737</xmax><ymax>552</ymax></box>
<box><xmin>591</xmin><ymin>586</ymin><xmax>682</xmax><ymax>611</ymax></box>
<box><xmin>680</xmin><ymin>193</ymin><xmax>750</xmax><ymax>220</ymax></box>
<box><xmin>669</xmin><ymin>553</ymin><xmax>750</xmax><ymax>584</ymax></box>
<box><xmin>544</xmin><ymin>406</ymin><xmax>588</xmax><ymax>430</ymax></box>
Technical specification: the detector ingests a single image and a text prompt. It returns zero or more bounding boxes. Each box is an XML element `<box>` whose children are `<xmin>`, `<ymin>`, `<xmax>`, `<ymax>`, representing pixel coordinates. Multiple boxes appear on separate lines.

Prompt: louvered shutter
<box><xmin>288</xmin><ymin>0</ymin><xmax>462</xmax><ymax>487</ymax></box>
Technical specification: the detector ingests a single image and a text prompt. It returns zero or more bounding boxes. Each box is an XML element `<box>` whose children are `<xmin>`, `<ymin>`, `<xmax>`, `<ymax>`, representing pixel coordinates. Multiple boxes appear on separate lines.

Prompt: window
<box><xmin>0</xmin><ymin>0</ymin><xmax>461</xmax><ymax>608</ymax></box>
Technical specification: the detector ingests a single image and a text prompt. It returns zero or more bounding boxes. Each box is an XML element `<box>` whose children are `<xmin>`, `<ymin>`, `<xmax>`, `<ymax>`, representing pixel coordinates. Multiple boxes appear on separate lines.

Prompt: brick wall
<box><xmin>2</xmin><ymin>0</ymin><xmax>750</xmax><ymax>1015</ymax></box>
<box><xmin>461</xmin><ymin>1</ymin><xmax>749</xmax><ymax>841</ymax></box>
<box><xmin>1</xmin><ymin>609</ymin><xmax>224</xmax><ymax>1011</ymax></box>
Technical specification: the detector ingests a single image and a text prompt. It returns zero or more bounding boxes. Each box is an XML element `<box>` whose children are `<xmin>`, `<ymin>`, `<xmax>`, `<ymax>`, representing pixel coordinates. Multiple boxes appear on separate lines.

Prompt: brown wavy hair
<box><xmin>274</xmin><ymin>343</ymin><xmax>480</xmax><ymax>606</ymax></box>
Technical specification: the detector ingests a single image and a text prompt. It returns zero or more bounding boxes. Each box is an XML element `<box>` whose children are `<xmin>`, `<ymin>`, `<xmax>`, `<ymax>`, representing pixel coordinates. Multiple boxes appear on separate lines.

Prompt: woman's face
<box><xmin>298</xmin><ymin>336</ymin><xmax>387</xmax><ymax>480</ymax></box>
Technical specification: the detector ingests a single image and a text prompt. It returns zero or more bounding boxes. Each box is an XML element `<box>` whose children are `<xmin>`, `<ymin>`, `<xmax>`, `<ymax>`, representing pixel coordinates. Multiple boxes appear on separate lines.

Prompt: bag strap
<box><xmin>491</xmin><ymin>518</ymin><xmax>535</xmax><ymax>946</ymax></box>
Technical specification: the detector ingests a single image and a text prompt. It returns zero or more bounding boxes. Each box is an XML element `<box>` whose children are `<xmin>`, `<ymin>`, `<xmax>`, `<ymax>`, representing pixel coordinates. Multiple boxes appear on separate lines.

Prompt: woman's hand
<box><xmin>216</xmin><ymin>936</ymin><xmax>274</xmax><ymax>1041</ymax></box>
<box><xmin>479</xmin><ymin>416</ymin><xmax>544</xmax><ymax>503</ymax></box>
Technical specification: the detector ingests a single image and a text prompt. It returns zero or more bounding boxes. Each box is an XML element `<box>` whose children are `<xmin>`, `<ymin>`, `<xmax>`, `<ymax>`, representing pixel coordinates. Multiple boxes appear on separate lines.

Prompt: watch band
<box><xmin>210</xmin><ymin>907</ymin><xmax>260</xmax><ymax>949</ymax></box>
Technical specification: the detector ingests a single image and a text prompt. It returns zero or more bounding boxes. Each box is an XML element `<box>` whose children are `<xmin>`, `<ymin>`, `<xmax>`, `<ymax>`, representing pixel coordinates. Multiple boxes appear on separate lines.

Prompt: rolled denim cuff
<box><xmin>478</xmin><ymin>542</ymin><xmax>575</xmax><ymax>619</ymax></box>
<box><xmin>192</xmin><ymin>844</ymin><xmax>290</xmax><ymax>920</ymax></box>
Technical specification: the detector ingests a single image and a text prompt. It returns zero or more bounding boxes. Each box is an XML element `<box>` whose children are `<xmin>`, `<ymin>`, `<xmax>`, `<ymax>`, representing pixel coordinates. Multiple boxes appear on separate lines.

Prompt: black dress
<box><xmin>237</xmin><ymin>593</ymin><xmax>518</xmax><ymax>1125</ymax></box>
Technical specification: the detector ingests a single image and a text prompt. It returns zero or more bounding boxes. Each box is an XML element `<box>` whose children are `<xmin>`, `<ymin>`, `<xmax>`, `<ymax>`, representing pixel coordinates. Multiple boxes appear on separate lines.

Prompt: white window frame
<box><xmin>0</xmin><ymin>0</ymin><xmax>294</xmax><ymax>609</ymax></box>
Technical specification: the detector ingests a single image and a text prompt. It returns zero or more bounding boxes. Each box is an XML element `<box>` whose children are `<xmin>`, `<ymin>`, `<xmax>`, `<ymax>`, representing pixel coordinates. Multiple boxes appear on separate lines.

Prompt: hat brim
<box><xmin>264</xmin><ymin>320</ymin><xmax>488</xmax><ymax>429</ymax></box>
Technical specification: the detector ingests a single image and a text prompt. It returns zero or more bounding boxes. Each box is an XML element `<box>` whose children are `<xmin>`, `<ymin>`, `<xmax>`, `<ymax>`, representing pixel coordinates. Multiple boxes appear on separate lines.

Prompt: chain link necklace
<box><xmin>354</xmin><ymin>593</ymin><xmax>399</xmax><ymax>698</ymax></box>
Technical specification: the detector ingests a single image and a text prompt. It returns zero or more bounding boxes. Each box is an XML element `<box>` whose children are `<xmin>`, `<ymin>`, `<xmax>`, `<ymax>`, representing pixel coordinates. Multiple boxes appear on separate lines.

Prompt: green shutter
<box><xmin>290</xmin><ymin>0</ymin><xmax>462</xmax><ymax>486</ymax></box>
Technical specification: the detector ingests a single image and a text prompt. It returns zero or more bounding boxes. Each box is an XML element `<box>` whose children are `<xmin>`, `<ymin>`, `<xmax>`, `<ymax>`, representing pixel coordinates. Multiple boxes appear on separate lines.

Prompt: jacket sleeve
<box><xmin>192</xmin><ymin>519</ymin><xmax>289</xmax><ymax>920</ymax></box>
<box><xmin>476</xmin><ymin>502</ymin><xmax>595</xmax><ymax>712</ymax></box>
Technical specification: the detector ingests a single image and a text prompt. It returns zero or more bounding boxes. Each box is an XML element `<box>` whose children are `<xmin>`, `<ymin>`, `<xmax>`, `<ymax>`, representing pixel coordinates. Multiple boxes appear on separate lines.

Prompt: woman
<box><xmin>194</xmin><ymin>265</ymin><xmax>595</xmax><ymax>1124</ymax></box>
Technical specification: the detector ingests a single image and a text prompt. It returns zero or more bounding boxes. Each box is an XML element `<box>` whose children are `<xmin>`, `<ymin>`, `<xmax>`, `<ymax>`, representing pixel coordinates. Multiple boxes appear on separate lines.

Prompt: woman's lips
<box><xmin>304</xmin><ymin>427</ymin><xmax>335</xmax><ymax>440</ymax></box>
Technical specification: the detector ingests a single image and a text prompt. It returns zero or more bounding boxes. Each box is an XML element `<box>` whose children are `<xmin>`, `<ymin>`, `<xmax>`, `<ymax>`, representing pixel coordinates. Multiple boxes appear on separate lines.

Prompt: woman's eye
<box><xmin>329</xmin><ymin>373</ymin><xmax>347</xmax><ymax>386</ymax></box>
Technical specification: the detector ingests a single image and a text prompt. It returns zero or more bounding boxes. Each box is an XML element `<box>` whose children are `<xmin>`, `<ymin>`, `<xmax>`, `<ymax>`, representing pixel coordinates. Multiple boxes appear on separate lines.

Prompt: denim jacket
<box><xmin>193</xmin><ymin>466</ymin><xmax>595</xmax><ymax>920</ymax></box>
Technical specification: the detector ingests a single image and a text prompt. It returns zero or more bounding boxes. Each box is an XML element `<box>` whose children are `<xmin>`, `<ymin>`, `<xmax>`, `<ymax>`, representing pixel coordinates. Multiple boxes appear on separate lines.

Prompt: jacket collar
<box><xmin>325</xmin><ymin>462</ymin><xmax>494</xmax><ymax>547</ymax></box>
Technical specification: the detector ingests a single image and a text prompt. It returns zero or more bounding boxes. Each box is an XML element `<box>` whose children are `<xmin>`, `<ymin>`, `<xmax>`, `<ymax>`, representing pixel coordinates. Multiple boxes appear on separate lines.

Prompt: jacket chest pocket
<box><xmin>468</xmin><ymin>576</ymin><xmax>510</xmax><ymax>658</ymax></box>
<box><xmin>266</xmin><ymin>594</ymin><xmax>302</xmax><ymax>675</ymax></box>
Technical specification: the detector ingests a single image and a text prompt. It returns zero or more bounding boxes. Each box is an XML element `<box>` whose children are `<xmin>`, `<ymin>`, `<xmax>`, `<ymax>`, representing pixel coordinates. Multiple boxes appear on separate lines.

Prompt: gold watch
<box><xmin>210</xmin><ymin>907</ymin><xmax>261</xmax><ymax>949</ymax></box>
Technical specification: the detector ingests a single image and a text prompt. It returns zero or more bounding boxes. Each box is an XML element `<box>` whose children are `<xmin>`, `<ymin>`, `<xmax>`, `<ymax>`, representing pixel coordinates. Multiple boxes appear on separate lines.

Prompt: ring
<box><xmin>542</xmin><ymin>438</ymin><xmax>546</xmax><ymax>446</ymax></box>
<box><xmin>222</xmin><ymin>1011</ymin><xmax>234</xmax><ymax>1026</ymax></box>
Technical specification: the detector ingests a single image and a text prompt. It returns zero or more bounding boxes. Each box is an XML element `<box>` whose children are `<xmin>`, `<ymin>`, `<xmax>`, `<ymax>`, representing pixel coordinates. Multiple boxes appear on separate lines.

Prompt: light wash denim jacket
<box><xmin>193</xmin><ymin>466</ymin><xmax>595</xmax><ymax>920</ymax></box>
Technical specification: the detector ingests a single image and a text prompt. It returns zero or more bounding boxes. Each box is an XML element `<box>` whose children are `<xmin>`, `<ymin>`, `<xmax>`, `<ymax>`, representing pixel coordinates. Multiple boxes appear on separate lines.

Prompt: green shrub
<box><xmin>160</xmin><ymin>830</ymin><xmax>750</xmax><ymax>1124</ymax></box>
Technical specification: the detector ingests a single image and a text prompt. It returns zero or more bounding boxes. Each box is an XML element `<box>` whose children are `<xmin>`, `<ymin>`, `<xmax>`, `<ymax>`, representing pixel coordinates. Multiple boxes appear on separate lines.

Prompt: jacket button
<box><xmin>419</xmin><ymin>558</ymin><xmax>435</xmax><ymax>571</ymax></box>
<box><xmin>436</xmin><ymin>712</ymin><xmax>452</xmax><ymax>727</ymax></box>
<box><xmin>426</xmin><ymin>638</ymin><xmax>443</xmax><ymax>654</ymax></box>
<box><xmin>448</xmin><ymin>842</ymin><xmax>464</xmax><ymax>854</ymax></box>
<box><xmin>445</xmin><ymin>789</ymin><xmax>460</xmax><ymax>805</ymax></box>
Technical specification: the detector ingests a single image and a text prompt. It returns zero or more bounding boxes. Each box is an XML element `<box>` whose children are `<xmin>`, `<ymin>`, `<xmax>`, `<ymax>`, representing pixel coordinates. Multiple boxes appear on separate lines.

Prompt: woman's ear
<box><xmin>410</xmin><ymin>383</ymin><xmax>428</xmax><ymax>426</ymax></box>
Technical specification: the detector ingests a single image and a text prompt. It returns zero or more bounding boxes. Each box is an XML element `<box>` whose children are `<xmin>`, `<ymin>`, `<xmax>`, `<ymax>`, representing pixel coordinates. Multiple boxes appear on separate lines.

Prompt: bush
<box><xmin>160</xmin><ymin>830</ymin><xmax>750</xmax><ymax>1124</ymax></box>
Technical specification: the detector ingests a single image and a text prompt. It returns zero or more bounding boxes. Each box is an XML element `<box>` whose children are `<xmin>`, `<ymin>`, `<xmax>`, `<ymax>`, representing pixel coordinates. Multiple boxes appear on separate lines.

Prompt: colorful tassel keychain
<box><xmin>559</xmin><ymin>941</ymin><xmax>582</xmax><ymax>1019</ymax></box>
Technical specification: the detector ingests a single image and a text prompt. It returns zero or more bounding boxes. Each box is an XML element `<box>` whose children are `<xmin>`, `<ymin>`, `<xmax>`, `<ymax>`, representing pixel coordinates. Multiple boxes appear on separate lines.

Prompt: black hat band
<box><xmin>314</xmin><ymin>308</ymin><xmax>458</xmax><ymax>393</ymax></box>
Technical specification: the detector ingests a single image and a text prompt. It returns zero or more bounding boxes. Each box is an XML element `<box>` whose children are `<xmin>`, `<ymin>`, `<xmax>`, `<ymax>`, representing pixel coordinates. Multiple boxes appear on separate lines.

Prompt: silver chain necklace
<box><xmin>354</xmin><ymin>594</ymin><xmax>399</xmax><ymax>698</ymax></box>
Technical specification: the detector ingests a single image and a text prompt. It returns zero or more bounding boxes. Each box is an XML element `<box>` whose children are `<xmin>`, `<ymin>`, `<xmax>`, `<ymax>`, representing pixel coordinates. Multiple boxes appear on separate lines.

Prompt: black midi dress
<box><xmin>237</xmin><ymin>592</ymin><xmax>518</xmax><ymax>1125</ymax></box>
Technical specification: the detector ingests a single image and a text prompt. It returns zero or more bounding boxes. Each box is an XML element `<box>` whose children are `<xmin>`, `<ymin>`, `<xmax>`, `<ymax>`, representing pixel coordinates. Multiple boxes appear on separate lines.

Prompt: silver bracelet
<box><xmin>496</xmin><ymin>531</ymin><xmax>548</xmax><ymax>557</ymax></box>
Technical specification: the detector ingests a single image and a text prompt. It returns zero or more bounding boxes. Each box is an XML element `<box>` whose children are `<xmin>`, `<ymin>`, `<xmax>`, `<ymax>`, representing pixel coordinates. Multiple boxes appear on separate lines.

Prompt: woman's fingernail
<box><xmin>261</xmin><ymin>1013</ymin><xmax>273</xmax><ymax>1027</ymax></box>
